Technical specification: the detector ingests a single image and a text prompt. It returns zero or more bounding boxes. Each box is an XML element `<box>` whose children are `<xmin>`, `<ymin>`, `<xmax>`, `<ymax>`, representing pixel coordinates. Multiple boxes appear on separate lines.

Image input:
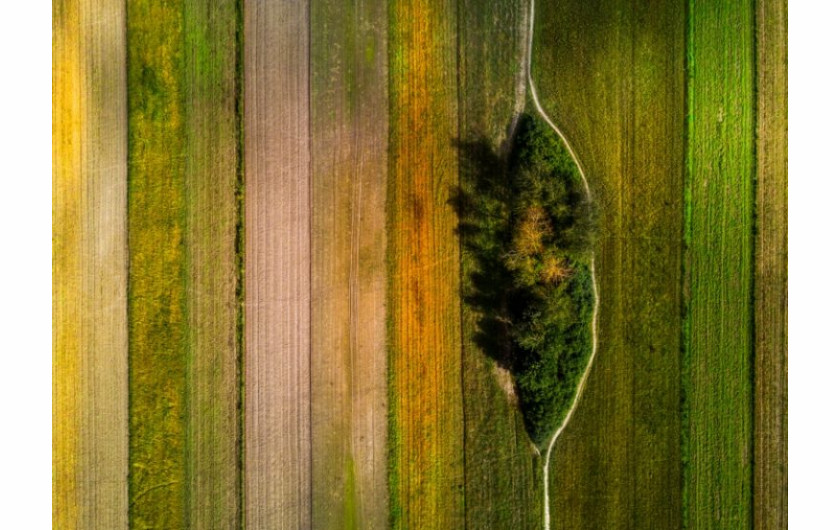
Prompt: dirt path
<box><xmin>524</xmin><ymin>1</ymin><xmax>601</xmax><ymax>528</ymax></box>
<box><xmin>54</xmin><ymin>1</ymin><xmax>129</xmax><ymax>527</ymax></box>
<box><xmin>244</xmin><ymin>1</ymin><xmax>312</xmax><ymax>527</ymax></box>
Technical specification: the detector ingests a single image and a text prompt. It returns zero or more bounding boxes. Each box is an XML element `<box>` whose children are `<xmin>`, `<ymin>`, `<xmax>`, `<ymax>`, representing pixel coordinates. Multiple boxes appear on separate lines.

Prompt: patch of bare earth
<box><xmin>245</xmin><ymin>1</ymin><xmax>311</xmax><ymax>527</ymax></box>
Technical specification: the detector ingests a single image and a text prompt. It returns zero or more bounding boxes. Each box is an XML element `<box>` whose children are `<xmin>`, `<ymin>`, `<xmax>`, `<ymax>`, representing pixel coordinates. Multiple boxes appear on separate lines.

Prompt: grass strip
<box><xmin>682</xmin><ymin>0</ymin><xmax>756</xmax><ymax>527</ymax></box>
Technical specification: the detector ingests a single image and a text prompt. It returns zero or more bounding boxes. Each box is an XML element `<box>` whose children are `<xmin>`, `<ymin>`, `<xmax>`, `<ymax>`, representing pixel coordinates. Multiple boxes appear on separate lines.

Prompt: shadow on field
<box><xmin>449</xmin><ymin>136</ymin><xmax>516</xmax><ymax>372</ymax></box>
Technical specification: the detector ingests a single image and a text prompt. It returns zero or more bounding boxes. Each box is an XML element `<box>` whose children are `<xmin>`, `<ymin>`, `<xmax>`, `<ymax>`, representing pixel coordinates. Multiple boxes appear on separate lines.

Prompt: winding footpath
<box><xmin>523</xmin><ymin>1</ymin><xmax>602</xmax><ymax>529</ymax></box>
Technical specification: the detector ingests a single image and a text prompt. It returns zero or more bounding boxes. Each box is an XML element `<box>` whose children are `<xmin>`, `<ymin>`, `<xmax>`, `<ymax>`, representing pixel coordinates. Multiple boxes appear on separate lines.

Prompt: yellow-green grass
<box><xmin>128</xmin><ymin>1</ymin><xmax>240</xmax><ymax>527</ymax></box>
<box><xmin>127</xmin><ymin>2</ymin><xmax>188</xmax><ymax>526</ymax></box>
<box><xmin>457</xmin><ymin>0</ymin><xmax>541</xmax><ymax>527</ymax></box>
<box><xmin>310</xmin><ymin>0</ymin><xmax>389</xmax><ymax>526</ymax></box>
<box><xmin>754</xmin><ymin>0</ymin><xmax>787</xmax><ymax>527</ymax></box>
<box><xmin>53</xmin><ymin>0</ymin><xmax>128</xmax><ymax>527</ymax></box>
<box><xmin>683</xmin><ymin>0</ymin><xmax>756</xmax><ymax>527</ymax></box>
<box><xmin>533</xmin><ymin>0</ymin><xmax>685</xmax><ymax>527</ymax></box>
<box><xmin>388</xmin><ymin>0</ymin><xmax>465</xmax><ymax>526</ymax></box>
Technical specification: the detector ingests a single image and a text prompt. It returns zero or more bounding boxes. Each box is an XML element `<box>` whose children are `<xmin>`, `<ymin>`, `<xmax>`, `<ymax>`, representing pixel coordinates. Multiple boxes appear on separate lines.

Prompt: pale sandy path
<box><xmin>244</xmin><ymin>1</ymin><xmax>311</xmax><ymax>527</ymax></box>
<box><xmin>53</xmin><ymin>1</ymin><xmax>129</xmax><ymax>527</ymax></box>
<box><xmin>309</xmin><ymin>0</ymin><xmax>389</xmax><ymax>525</ymax></box>
<box><xmin>524</xmin><ymin>1</ymin><xmax>601</xmax><ymax>528</ymax></box>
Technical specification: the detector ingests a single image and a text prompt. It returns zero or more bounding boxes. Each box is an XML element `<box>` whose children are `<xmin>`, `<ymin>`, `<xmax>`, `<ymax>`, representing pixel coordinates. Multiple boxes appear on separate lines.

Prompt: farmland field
<box><xmin>53</xmin><ymin>0</ymin><xmax>787</xmax><ymax>527</ymax></box>
<box><xmin>53</xmin><ymin>0</ymin><xmax>128</xmax><ymax>527</ymax></box>
<box><xmin>127</xmin><ymin>0</ymin><xmax>241</xmax><ymax>527</ymax></box>
<box><xmin>387</xmin><ymin>0</ymin><xmax>465</xmax><ymax>526</ymax></box>
<box><xmin>310</xmin><ymin>0</ymin><xmax>389</xmax><ymax>526</ymax></box>
<box><xmin>684</xmin><ymin>0</ymin><xmax>756</xmax><ymax>527</ymax></box>
<box><xmin>457</xmin><ymin>0</ymin><xmax>542</xmax><ymax>527</ymax></box>
<box><xmin>532</xmin><ymin>0</ymin><xmax>686</xmax><ymax>527</ymax></box>
<box><xmin>244</xmin><ymin>0</ymin><xmax>312</xmax><ymax>527</ymax></box>
<box><xmin>754</xmin><ymin>0</ymin><xmax>788</xmax><ymax>527</ymax></box>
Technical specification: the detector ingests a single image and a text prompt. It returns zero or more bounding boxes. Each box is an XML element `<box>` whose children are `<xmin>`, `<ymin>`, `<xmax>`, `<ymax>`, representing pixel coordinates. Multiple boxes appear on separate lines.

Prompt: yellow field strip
<box><xmin>54</xmin><ymin>0</ymin><xmax>129</xmax><ymax>527</ymax></box>
<box><xmin>53</xmin><ymin>2</ymin><xmax>82</xmax><ymax>526</ymax></box>
<box><xmin>244</xmin><ymin>1</ymin><xmax>312</xmax><ymax>527</ymax></box>
<box><xmin>754</xmin><ymin>0</ymin><xmax>788</xmax><ymax>527</ymax></box>
<box><xmin>310</xmin><ymin>0</ymin><xmax>389</xmax><ymax>526</ymax></box>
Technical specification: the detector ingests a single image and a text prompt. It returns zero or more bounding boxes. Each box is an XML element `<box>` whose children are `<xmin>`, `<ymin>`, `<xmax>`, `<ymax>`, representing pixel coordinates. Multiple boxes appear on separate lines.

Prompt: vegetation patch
<box><xmin>455</xmin><ymin>113</ymin><xmax>596</xmax><ymax>449</ymax></box>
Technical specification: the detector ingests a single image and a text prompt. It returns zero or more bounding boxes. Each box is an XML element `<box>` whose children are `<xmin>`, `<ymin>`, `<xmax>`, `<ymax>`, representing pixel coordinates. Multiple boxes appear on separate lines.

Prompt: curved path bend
<box><xmin>523</xmin><ymin>1</ymin><xmax>602</xmax><ymax>528</ymax></box>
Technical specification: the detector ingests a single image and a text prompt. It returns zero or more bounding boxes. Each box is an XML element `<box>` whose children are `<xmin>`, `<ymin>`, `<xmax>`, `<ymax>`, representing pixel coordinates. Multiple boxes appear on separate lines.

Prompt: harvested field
<box><xmin>309</xmin><ymin>0</ymin><xmax>389</xmax><ymax>526</ymax></box>
<box><xmin>754</xmin><ymin>0</ymin><xmax>788</xmax><ymax>527</ymax></box>
<box><xmin>684</xmin><ymin>0</ymin><xmax>756</xmax><ymax>527</ymax></box>
<box><xmin>244</xmin><ymin>0</ymin><xmax>311</xmax><ymax>528</ymax></box>
<box><xmin>532</xmin><ymin>0</ymin><xmax>686</xmax><ymax>527</ymax></box>
<box><xmin>388</xmin><ymin>0</ymin><xmax>464</xmax><ymax>526</ymax></box>
<box><xmin>53</xmin><ymin>0</ymin><xmax>128</xmax><ymax>527</ymax></box>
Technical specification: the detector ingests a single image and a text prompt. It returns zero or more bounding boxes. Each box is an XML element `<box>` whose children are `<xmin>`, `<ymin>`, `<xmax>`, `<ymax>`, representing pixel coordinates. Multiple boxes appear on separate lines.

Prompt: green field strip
<box><xmin>532</xmin><ymin>0</ymin><xmax>685</xmax><ymax>527</ymax></box>
<box><xmin>456</xmin><ymin>0</ymin><xmax>541</xmax><ymax>527</ymax></box>
<box><xmin>127</xmin><ymin>1</ymin><xmax>189</xmax><ymax>527</ymax></box>
<box><xmin>683</xmin><ymin>0</ymin><xmax>756</xmax><ymax>528</ymax></box>
<box><xmin>128</xmin><ymin>1</ymin><xmax>242</xmax><ymax>528</ymax></box>
<box><xmin>388</xmin><ymin>0</ymin><xmax>465</xmax><ymax>526</ymax></box>
<box><xmin>310</xmin><ymin>0</ymin><xmax>389</xmax><ymax>526</ymax></box>
<box><xmin>753</xmin><ymin>0</ymin><xmax>787</xmax><ymax>527</ymax></box>
<box><xmin>183</xmin><ymin>0</ymin><xmax>241</xmax><ymax>527</ymax></box>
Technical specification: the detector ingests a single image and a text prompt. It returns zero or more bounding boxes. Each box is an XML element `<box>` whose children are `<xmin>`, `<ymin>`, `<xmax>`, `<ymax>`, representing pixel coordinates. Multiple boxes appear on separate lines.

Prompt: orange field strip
<box><xmin>389</xmin><ymin>0</ymin><xmax>465</xmax><ymax>526</ymax></box>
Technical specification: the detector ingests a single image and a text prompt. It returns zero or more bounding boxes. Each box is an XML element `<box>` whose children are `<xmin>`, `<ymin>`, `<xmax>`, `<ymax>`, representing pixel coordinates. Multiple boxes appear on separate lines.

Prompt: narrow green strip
<box><xmin>682</xmin><ymin>0</ymin><xmax>756</xmax><ymax>527</ymax></box>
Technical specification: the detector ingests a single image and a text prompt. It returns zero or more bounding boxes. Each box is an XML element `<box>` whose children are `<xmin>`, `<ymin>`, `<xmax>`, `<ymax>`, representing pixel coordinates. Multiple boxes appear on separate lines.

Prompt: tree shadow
<box><xmin>449</xmin><ymin>136</ymin><xmax>516</xmax><ymax>372</ymax></box>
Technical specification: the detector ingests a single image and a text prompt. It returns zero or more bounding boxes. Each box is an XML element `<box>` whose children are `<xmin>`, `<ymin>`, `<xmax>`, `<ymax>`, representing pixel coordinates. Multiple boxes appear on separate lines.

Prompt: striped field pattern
<box><xmin>53</xmin><ymin>0</ymin><xmax>786</xmax><ymax>528</ymax></box>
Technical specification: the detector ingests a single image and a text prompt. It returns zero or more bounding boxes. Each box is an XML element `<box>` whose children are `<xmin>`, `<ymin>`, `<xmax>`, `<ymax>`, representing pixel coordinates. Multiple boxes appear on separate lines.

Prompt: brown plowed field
<box><xmin>244</xmin><ymin>1</ymin><xmax>312</xmax><ymax>527</ymax></box>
